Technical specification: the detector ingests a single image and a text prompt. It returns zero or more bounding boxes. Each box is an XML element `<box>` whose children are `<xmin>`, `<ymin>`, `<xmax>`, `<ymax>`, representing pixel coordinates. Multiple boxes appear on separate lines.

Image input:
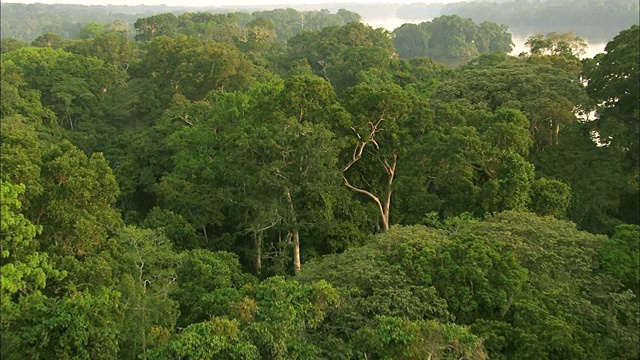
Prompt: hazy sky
<box><xmin>6</xmin><ymin>0</ymin><xmax>448</xmax><ymax>6</ymax></box>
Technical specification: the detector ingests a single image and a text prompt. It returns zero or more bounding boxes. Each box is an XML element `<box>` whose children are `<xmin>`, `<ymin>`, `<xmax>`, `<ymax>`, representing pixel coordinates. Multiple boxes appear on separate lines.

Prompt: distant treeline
<box><xmin>441</xmin><ymin>0</ymin><xmax>639</xmax><ymax>41</ymax></box>
<box><xmin>0</xmin><ymin>3</ymin><xmax>364</xmax><ymax>42</ymax></box>
<box><xmin>1</xmin><ymin>0</ymin><xmax>638</xmax><ymax>43</ymax></box>
<box><xmin>0</xmin><ymin>4</ymin><xmax>182</xmax><ymax>41</ymax></box>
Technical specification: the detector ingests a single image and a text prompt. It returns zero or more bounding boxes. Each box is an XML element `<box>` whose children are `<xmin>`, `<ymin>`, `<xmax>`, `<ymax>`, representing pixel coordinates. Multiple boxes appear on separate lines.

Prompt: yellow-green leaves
<box><xmin>0</xmin><ymin>181</ymin><xmax>51</xmax><ymax>306</ymax></box>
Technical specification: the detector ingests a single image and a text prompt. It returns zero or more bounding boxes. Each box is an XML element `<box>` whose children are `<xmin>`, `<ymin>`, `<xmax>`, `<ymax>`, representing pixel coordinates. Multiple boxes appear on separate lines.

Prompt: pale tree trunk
<box><xmin>342</xmin><ymin>116</ymin><xmax>397</xmax><ymax>232</ymax></box>
<box><xmin>292</xmin><ymin>228</ymin><xmax>301</xmax><ymax>276</ymax></box>
<box><xmin>343</xmin><ymin>152</ymin><xmax>396</xmax><ymax>232</ymax></box>
<box><xmin>252</xmin><ymin>217</ymin><xmax>280</xmax><ymax>276</ymax></box>
<box><xmin>284</xmin><ymin>187</ymin><xmax>301</xmax><ymax>275</ymax></box>
<box><xmin>202</xmin><ymin>225</ymin><xmax>208</xmax><ymax>243</ymax></box>
<box><xmin>343</xmin><ymin>174</ymin><xmax>390</xmax><ymax>231</ymax></box>
<box><xmin>254</xmin><ymin>232</ymin><xmax>262</xmax><ymax>276</ymax></box>
<box><xmin>381</xmin><ymin>152</ymin><xmax>397</xmax><ymax>232</ymax></box>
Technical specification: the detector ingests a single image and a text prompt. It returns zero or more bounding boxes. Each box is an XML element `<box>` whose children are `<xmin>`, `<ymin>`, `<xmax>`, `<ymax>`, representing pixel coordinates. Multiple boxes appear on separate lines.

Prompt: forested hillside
<box><xmin>1</xmin><ymin>6</ymin><xmax>638</xmax><ymax>359</ymax></box>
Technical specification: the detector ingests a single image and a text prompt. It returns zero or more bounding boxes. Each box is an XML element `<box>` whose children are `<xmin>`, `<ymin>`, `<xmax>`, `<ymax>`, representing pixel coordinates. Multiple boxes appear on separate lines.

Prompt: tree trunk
<box><xmin>202</xmin><ymin>225</ymin><xmax>208</xmax><ymax>243</ymax></box>
<box><xmin>285</xmin><ymin>187</ymin><xmax>301</xmax><ymax>275</ymax></box>
<box><xmin>293</xmin><ymin>228</ymin><xmax>301</xmax><ymax>276</ymax></box>
<box><xmin>382</xmin><ymin>202</ymin><xmax>390</xmax><ymax>232</ymax></box>
<box><xmin>342</xmin><ymin>150</ymin><xmax>396</xmax><ymax>232</ymax></box>
<box><xmin>255</xmin><ymin>232</ymin><xmax>262</xmax><ymax>276</ymax></box>
<box><xmin>381</xmin><ymin>215</ymin><xmax>390</xmax><ymax>232</ymax></box>
<box><xmin>341</xmin><ymin>117</ymin><xmax>397</xmax><ymax>232</ymax></box>
<box><xmin>381</xmin><ymin>152</ymin><xmax>397</xmax><ymax>232</ymax></box>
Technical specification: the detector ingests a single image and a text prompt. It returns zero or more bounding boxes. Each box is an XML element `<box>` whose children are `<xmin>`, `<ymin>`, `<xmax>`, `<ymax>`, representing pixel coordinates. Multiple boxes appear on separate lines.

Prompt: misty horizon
<box><xmin>3</xmin><ymin>0</ymin><xmax>458</xmax><ymax>6</ymax></box>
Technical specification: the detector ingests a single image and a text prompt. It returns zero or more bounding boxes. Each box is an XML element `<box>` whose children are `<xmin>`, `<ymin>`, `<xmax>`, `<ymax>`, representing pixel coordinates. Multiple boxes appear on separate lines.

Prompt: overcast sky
<box><xmin>6</xmin><ymin>0</ymin><xmax>450</xmax><ymax>6</ymax></box>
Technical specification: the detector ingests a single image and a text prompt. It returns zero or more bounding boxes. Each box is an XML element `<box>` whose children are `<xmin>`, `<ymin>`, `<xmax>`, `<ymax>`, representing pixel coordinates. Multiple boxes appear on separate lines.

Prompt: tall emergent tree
<box><xmin>583</xmin><ymin>25</ymin><xmax>639</xmax><ymax>170</ymax></box>
<box><xmin>339</xmin><ymin>84</ymin><xmax>409</xmax><ymax>231</ymax></box>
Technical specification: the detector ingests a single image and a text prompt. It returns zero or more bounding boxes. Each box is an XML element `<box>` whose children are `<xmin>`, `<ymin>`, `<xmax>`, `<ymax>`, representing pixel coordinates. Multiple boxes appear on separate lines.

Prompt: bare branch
<box><xmin>341</xmin><ymin>107</ymin><xmax>395</xmax><ymax>231</ymax></box>
<box><xmin>342</xmin><ymin>141</ymin><xmax>367</xmax><ymax>172</ymax></box>
<box><xmin>180</xmin><ymin>115</ymin><xmax>193</xmax><ymax>127</ymax></box>
<box><xmin>342</xmin><ymin>176</ymin><xmax>385</xmax><ymax>220</ymax></box>
<box><xmin>254</xmin><ymin>216</ymin><xmax>281</xmax><ymax>233</ymax></box>
<box><xmin>367</xmin><ymin>111</ymin><xmax>386</xmax><ymax>150</ymax></box>
<box><xmin>382</xmin><ymin>151</ymin><xmax>398</xmax><ymax>176</ymax></box>
<box><xmin>350</xmin><ymin>126</ymin><xmax>362</xmax><ymax>140</ymax></box>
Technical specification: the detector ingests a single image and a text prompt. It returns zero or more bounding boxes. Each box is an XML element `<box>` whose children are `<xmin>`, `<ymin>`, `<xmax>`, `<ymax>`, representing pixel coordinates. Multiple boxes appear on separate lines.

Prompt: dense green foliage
<box><xmin>0</xmin><ymin>3</ymin><xmax>360</xmax><ymax>43</ymax></box>
<box><xmin>393</xmin><ymin>15</ymin><xmax>513</xmax><ymax>67</ymax></box>
<box><xmin>1</xmin><ymin>6</ymin><xmax>638</xmax><ymax>359</ymax></box>
<box><xmin>299</xmin><ymin>213</ymin><xmax>639</xmax><ymax>359</ymax></box>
